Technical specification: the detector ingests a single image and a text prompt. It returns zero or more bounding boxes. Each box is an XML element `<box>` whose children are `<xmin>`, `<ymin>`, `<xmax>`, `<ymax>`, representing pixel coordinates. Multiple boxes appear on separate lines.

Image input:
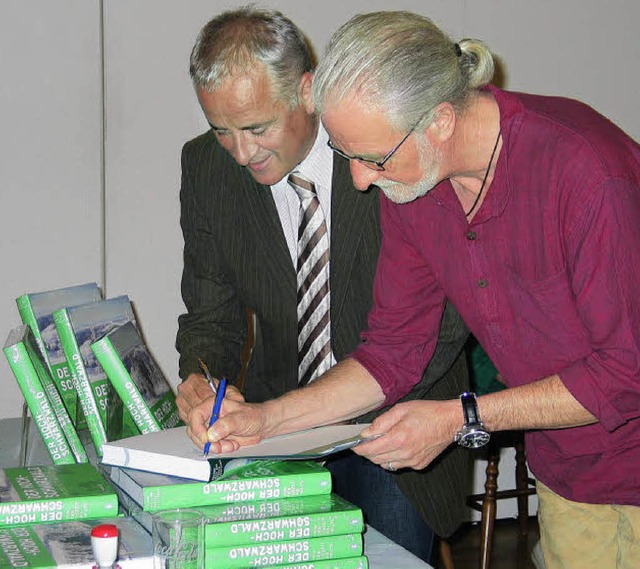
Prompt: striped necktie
<box><xmin>288</xmin><ymin>172</ymin><xmax>335</xmax><ymax>385</ymax></box>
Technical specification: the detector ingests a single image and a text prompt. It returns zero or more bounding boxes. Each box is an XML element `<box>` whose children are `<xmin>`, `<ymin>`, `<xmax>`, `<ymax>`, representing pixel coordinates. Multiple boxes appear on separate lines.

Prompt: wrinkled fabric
<box><xmin>353</xmin><ymin>86</ymin><xmax>640</xmax><ymax>506</ymax></box>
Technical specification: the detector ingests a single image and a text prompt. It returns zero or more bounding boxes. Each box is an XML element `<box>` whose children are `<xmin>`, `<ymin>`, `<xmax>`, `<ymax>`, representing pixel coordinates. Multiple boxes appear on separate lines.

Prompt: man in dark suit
<box><xmin>175</xmin><ymin>7</ymin><xmax>469</xmax><ymax>562</ymax></box>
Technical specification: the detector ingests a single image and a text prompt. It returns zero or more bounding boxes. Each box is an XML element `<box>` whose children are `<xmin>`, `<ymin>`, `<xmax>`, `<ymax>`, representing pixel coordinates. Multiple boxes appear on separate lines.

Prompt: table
<box><xmin>0</xmin><ymin>417</ymin><xmax>432</xmax><ymax>568</ymax></box>
<box><xmin>364</xmin><ymin>525</ymin><xmax>433</xmax><ymax>568</ymax></box>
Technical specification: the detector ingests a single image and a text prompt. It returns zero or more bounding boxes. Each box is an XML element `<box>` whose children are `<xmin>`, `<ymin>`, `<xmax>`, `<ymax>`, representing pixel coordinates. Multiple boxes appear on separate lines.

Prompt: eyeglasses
<box><xmin>326</xmin><ymin>118</ymin><xmax>422</xmax><ymax>172</ymax></box>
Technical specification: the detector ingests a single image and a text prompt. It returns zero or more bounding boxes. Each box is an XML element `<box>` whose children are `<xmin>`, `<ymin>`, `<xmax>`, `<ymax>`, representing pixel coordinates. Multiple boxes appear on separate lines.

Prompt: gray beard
<box><xmin>375</xmin><ymin>174</ymin><xmax>437</xmax><ymax>204</ymax></box>
<box><xmin>374</xmin><ymin>136</ymin><xmax>442</xmax><ymax>204</ymax></box>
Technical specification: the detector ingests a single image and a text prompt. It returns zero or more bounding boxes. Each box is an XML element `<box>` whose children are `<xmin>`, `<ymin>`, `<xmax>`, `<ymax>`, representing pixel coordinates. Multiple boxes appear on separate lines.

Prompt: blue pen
<box><xmin>203</xmin><ymin>377</ymin><xmax>227</xmax><ymax>457</ymax></box>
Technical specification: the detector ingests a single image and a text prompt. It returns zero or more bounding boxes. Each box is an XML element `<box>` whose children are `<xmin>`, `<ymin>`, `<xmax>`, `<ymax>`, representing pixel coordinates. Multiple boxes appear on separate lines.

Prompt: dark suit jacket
<box><xmin>176</xmin><ymin>130</ymin><xmax>471</xmax><ymax>537</ymax></box>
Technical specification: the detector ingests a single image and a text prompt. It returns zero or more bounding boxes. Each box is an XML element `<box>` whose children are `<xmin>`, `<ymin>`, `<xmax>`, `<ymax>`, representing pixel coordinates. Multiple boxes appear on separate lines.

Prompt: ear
<box><xmin>428</xmin><ymin>102</ymin><xmax>456</xmax><ymax>143</ymax></box>
<box><xmin>298</xmin><ymin>72</ymin><xmax>314</xmax><ymax>114</ymax></box>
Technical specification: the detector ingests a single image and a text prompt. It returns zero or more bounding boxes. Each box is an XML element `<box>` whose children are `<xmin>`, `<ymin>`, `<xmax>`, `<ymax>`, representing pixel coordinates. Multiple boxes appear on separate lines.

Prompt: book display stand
<box><xmin>19</xmin><ymin>400</ymin><xmax>30</xmax><ymax>467</ymax></box>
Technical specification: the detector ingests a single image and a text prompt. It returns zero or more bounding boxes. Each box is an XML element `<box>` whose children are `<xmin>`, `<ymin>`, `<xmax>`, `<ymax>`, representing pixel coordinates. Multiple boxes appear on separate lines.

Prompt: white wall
<box><xmin>100</xmin><ymin>0</ymin><xmax>640</xmax><ymax>400</ymax></box>
<box><xmin>465</xmin><ymin>0</ymin><xmax>640</xmax><ymax>141</ymax></box>
<box><xmin>100</xmin><ymin>0</ymin><xmax>463</xmax><ymax>395</ymax></box>
<box><xmin>2</xmin><ymin>4</ymin><xmax>639</xmax><ymax>517</ymax></box>
<box><xmin>0</xmin><ymin>1</ymin><xmax>103</xmax><ymax>419</ymax></box>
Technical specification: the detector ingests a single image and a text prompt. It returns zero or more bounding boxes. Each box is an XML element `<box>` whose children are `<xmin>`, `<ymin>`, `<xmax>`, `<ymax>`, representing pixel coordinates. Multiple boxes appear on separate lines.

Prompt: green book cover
<box><xmin>3</xmin><ymin>326</ymin><xmax>75</xmax><ymax>465</ymax></box>
<box><xmin>0</xmin><ymin>464</ymin><xmax>118</xmax><ymax>527</ymax></box>
<box><xmin>115</xmin><ymin>489</ymin><xmax>363</xmax><ymax>547</ymax></box>
<box><xmin>109</xmin><ymin>460</ymin><xmax>332</xmax><ymax>512</ymax></box>
<box><xmin>16</xmin><ymin>325</ymin><xmax>87</xmax><ymax>463</ymax></box>
<box><xmin>16</xmin><ymin>282</ymin><xmax>102</xmax><ymax>430</ymax></box>
<box><xmin>267</xmin><ymin>557</ymin><xmax>368</xmax><ymax>569</ymax></box>
<box><xmin>206</xmin><ymin>533</ymin><xmax>363</xmax><ymax>568</ymax></box>
<box><xmin>53</xmin><ymin>296</ymin><xmax>140</xmax><ymax>457</ymax></box>
<box><xmin>202</xmin><ymin>493</ymin><xmax>363</xmax><ymax>547</ymax></box>
<box><xmin>0</xmin><ymin>516</ymin><xmax>152</xmax><ymax>567</ymax></box>
<box><xmin>91</xmin><ymin>321</ymin><xmax>182</xmax><ymax>434</ymax></box>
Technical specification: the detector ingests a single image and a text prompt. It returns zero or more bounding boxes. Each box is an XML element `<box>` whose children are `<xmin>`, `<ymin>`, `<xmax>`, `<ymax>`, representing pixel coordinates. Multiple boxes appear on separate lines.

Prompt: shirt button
<box><xmin>477</xmin><ymin>278</ymin><xmax>488</xmax><ymax>288</ymax></box>
<box><xmin>466</xmin><ymin>231</ymin><xmax>477</xmax><ymax>240</ymax></box>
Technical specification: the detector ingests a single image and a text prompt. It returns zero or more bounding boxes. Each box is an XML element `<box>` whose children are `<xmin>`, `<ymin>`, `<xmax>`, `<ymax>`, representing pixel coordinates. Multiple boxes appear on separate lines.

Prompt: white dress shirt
<box><xmin>271</xmin><ymin>124</ymin><xmax>334</xmax><ymax>266</ymax></box>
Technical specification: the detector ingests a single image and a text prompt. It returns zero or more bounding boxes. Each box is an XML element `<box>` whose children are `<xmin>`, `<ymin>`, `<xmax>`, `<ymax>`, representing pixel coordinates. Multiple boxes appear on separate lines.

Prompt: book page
<box><xmin>104</xmin><ymin>423</ymin><xmax>374</xmax><ymax>462</ymax></box>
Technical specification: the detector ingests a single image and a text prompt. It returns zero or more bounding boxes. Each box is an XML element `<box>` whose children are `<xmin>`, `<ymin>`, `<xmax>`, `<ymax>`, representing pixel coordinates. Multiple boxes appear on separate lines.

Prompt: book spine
<box><xmin>0</xmin><ymin>493</ymin><xmax>119</xmax><ymax>527</ymax></box>
<box><xmin>3</xmin><ymin>343</ymin><xmax>75</xmax><ymax>466</ymax></box>
<box><xmin>14</xmin><ymin>295</ymin><xmax>85</xmax><ymax>427</ymax></box>
<box><xmin>141</xmin><ymin>471</ymin><xmax>332</xmax><ymax>511</ymax></box>
<box><xmin>33</xmin><ymin>360</ymin><xmax>88</xmax><ymax>464</ymax></box>
<box><xmin>269</xmin><ymin>556</ymin><xmax>368</xmax><ymax>569</ymax></box>
<box><xmin>23</xmin><ymin>337</ymin><xmax>88</xmax><ymax>464</ymax></box>
<box><xmin>206</xmin><ymin>509</ymin><xmax>364</xmax><ymax>547</ymax></box>
<box><xmin>0</xmin><ymin>526</ymin><xmax>57</xmax><ymax>567</ymax></box>
<box><xmin>92</xmin><ymin>337</ymin><xmax>162</xmax><ymax>434</ymax></box>
<box><xmin>15</xmin><ymin>295</ymin><xmax>49</xmax><ymax>371</ymax></box>
<box><xmin>53</xmin><ymin>308</ymin><xmax>108</xmax><ymax>456</ymax></box>
<box><xmin>15</xmin><ymin>297</ymin><xmax>83</xmax><ymax>428</ymax></box>
<box><xmin>18</xmin><ymin>296</ymin><xmax>86</xmax><ymax>432</ymax></box>
<box><xmin>205</xmin><ymin>533</ymin><xmax>363</xmax><ymax>569</ymax></box>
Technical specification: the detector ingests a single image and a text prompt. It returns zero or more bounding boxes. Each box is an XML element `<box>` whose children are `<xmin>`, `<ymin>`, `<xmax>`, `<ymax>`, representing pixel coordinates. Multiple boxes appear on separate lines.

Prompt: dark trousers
<box><xmin>326</xmin><ymin>452</ymin><xmax>434</xmax><ymax>563</ymax></box>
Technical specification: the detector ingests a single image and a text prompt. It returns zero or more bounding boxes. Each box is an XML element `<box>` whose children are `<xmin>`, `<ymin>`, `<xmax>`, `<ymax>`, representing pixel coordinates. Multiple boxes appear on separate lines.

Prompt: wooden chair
<box><xmin>439</xmin><ymin>538</ymin><xmax>456</xmax><ymax>569</ymax></box>
<box><xmin>438</xmin><ymin>430</ymin><xmax>536</xmax><ymax>569</ymax></box>
<box><xmin>235</xmin><ymin>308</ymin><xmax>256</xmax><ymax>391</ymax></box>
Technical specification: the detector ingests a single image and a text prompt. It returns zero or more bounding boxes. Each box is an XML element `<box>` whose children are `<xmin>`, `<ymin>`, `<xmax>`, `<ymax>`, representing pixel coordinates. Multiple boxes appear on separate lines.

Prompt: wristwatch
<box><xmin>454</xmin><ymin>391</ymin><xmax>490</xmax><ymax>448</ymax></box>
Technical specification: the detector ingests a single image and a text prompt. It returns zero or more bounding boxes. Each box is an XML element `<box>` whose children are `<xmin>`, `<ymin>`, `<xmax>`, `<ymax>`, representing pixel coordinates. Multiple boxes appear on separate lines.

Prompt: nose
<box><xmin>229</xmin><ymin>132</ymin><xmax>257</xmax><ymax>166</ymax></box>
<box><xmin>349</xmin><ymin>160</ymin><xmax>381</xmax><ymax>191</ymax></box>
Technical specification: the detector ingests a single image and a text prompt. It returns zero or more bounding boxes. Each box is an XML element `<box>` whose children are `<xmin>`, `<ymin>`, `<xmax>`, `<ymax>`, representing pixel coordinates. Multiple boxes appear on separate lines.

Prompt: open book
<box><xmin>101</xmin><ymin>424</ymin><xmax>375</xmax><ymax>482</ymax></box>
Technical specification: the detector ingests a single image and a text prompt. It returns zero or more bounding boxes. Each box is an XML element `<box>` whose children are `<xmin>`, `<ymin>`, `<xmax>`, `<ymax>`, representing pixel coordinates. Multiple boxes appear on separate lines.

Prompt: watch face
<box><xmin>459</xmin><ymin>429</ymin><xmax>490</xmax><ymax>449</ymax></box>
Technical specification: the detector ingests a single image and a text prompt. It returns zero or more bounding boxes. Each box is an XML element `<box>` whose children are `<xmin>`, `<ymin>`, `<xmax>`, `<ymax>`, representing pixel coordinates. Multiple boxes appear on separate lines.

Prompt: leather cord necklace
<box><xmin>465</xmin><ymin>130</ymin><xmax>502</xmax><ymax>218</ymax></box>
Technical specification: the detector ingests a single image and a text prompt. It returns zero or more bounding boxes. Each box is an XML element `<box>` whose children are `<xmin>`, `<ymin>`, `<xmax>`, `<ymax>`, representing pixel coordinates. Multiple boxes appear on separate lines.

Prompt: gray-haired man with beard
<box><xmin>176</xmin><ymin>7</ymin><xmax>470</xmax><ymax>563</ymax></box>
<box><xmin>199</xmin><ymin>10</ymin><xmax>640</xmax><ymax>569</ymax></box>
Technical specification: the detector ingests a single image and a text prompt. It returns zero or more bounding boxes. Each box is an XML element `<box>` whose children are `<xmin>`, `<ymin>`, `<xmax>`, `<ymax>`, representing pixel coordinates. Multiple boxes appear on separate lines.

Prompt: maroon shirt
<box><xmin>353</xmin><ymin>86</ymin><xmax>640</xmax><ymax>505</ymax></box>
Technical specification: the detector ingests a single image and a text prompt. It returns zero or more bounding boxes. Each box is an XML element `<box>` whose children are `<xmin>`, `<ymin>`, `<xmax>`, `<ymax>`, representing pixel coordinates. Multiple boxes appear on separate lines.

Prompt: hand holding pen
<box><xmin>198</xmin><ymin>358</ymin><xmax>227</xmax><ymax>457</ymax></box>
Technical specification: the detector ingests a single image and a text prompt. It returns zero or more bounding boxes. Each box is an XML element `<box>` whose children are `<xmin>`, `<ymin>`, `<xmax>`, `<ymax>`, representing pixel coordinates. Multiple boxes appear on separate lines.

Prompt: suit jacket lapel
<box><xmin>241</xmin><ymin>174</ymin><xmax>296</xmax><ymax>298</ymax></box>
<box><xmin>330</xmin><ymin>155</ymin><xmax>376</xmax><ymax>329</ymax></box>
<box><xmin>236</xmin><ymin>156</ymin><xmax>375</xmax><ymax>322</ymax></box>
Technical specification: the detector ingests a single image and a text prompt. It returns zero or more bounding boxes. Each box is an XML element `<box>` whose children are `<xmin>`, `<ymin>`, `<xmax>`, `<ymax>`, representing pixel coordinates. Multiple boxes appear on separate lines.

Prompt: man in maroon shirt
<box><xmin>186</xmin><ymin>11</ymin><xmax>640</xmax><ymax>568</ymax></box>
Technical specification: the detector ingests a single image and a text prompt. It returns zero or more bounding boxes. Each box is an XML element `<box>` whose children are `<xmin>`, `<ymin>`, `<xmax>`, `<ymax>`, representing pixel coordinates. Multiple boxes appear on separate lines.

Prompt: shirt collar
<box><xmin>292</xmin><ymin>122</ymin><xmax>332</xmax><ymax>188</ymax></box>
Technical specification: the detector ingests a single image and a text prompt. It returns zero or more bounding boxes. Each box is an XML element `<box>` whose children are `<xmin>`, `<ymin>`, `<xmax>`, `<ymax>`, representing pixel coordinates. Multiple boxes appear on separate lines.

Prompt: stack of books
<box><xmin>4</xmin><ymin>282</ymin><xmax>182</xmax><ymax>465</ymax></box>
<box><xmin>3</xmin><ymin>282</ymin><xmax>370</xmax><ymax>567</ymax></box>
<box><xmin>0</xmin><ymin>463</ymin><xmax>153</xmax><ymax>566</ymax></box>
<box><xmin>109</xmin><ymin>459</ymin><xmax>368</xmax><ymax>568</ymax></box>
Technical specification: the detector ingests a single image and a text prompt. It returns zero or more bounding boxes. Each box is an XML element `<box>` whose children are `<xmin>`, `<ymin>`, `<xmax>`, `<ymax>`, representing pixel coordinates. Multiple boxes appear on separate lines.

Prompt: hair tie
<box><xmin>454</xmin><ymin>43</ymin><xmax>462</xmax><ymax>57</ymax></box>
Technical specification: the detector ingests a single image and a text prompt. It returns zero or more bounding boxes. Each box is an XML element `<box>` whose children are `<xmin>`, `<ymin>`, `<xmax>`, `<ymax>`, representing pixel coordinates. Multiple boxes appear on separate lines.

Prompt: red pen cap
<box><xmin>91</xmin><ymin>524</ymin><xmax>119</xmax><ymax>538</ymax></box>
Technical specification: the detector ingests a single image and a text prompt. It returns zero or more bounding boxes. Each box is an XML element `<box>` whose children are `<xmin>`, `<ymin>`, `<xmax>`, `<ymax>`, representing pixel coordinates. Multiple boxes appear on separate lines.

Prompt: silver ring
<box><xmin>386</xmin><ymin>461</ymin><xmax>396</xmax><ymax>471</ymax></box>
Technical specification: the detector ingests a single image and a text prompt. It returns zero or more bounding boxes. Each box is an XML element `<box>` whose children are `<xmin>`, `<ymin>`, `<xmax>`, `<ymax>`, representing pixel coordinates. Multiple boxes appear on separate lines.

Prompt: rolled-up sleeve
<box><xmin>557</xmin><ymin>178</ymin><xmax>640</xmax><ymax>431</ymax></box>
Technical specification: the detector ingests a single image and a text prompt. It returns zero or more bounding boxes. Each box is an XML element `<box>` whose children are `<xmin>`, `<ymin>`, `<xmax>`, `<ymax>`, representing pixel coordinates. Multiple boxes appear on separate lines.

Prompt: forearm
<box><xmin>353</xmin><ymin>373</ymin><xmax>598</xmax><ymax>472</ymax></box>
<box><xmin>259</xmin><ymin>357</ymin><xmax>386</xmax><ymax>438</ymax></box>
<box><xmin>477</xmin><ymin>374</ymin><xmax>597</xmax><ymax>433</ymax></box>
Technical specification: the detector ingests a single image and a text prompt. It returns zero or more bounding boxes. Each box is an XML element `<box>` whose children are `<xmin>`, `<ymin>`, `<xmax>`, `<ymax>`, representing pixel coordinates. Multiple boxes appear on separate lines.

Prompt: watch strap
<box><xmin>460</xmin><ymin>391</ymin><xmax>480</xmax><ymax>424</ymax></box>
